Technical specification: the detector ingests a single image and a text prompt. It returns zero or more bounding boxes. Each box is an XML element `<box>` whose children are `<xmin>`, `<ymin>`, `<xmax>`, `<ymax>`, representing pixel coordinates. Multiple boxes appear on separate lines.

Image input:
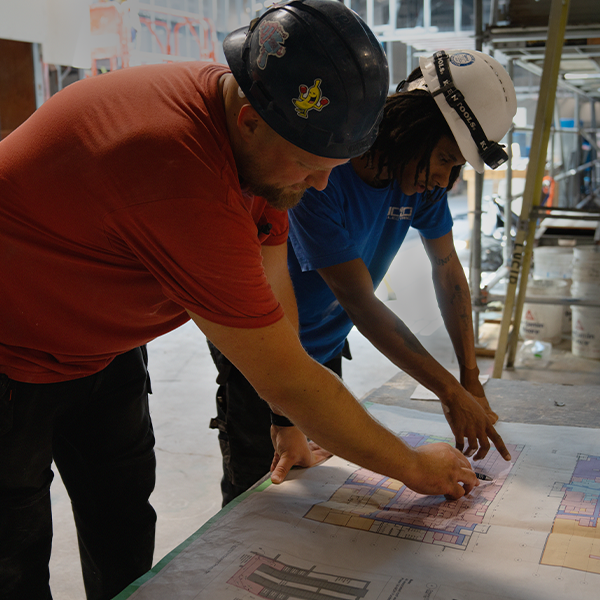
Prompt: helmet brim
<box><xmin>419</xmin><ymin>55</ymin><xmax>485</xmax><ymax>173</ymax></box>
<box><xmin>223</xmin><ymin>26</ymin><xmax>253</xmax><ymax>95</ymax></box>
<box><xmin>434</xmin><ymin>95</ymin><xmax>486</xmax><ymax>173</ymax></box>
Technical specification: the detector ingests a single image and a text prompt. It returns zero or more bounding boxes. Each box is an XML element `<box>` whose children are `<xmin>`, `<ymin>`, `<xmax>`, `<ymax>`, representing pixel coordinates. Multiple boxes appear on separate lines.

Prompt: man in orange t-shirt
<box><xmin>0</xmin><ymin>3</ymin><xmax>480</xmax><ymax>599</ymax></box>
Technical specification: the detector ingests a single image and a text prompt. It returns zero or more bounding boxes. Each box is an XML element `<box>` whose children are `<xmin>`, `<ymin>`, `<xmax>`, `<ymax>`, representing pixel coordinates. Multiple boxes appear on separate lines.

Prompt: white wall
<box><xmin>0</xmin><ymin>0</ymin><xmax>91</xmax><ymax>68</ymax></box>
<box><xmin>0</xmin><ymin>0</ymin><xmax>47</xmax><ymax>44</ymax></box>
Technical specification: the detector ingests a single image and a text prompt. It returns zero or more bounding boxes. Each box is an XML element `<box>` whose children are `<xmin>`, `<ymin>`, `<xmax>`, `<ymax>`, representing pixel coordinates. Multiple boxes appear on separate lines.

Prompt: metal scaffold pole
<box><xmin>471</xmin><ymin>0</ymin><xmax>484</xmax><ymax>345</ymax></box>
<box><xmin>492</xmin><ymin>0</ymin><xmax>572</xmax><ymax>378</ymax></box>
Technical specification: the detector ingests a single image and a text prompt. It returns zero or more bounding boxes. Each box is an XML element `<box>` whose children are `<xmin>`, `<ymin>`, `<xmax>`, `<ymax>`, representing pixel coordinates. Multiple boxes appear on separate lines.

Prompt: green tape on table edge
<box><xmin>112</xmin><ymin>477</ymin><xmax>273</xmax><ymax>598</ymax></box>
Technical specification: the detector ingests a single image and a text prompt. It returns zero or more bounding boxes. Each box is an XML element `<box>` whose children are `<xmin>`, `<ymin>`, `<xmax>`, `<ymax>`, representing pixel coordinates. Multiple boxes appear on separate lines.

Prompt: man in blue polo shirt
<box><xmin>209</xmin><ymin>49</ymin><xmax>517</xmax><ymax>505</ymax></box>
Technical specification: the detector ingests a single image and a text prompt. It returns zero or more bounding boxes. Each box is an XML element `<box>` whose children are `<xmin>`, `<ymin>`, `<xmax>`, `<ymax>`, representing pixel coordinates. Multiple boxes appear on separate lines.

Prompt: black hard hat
<box><xmin>223</xmin><ymin>0</ymin><xmax>389</xmax><ymax>159</ymax></box>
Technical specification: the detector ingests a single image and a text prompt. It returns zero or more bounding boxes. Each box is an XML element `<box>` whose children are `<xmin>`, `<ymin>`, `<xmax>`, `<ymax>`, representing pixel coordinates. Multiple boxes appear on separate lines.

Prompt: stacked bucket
<box><xmin>571</xmin><ymin>246</ymin><xmax>600</xmax><ymax>360</ymax></box>
<box><xmin>520</xmin><ymin>247</ymin><xmax>573</xmax><ymax>345</ymax></box>
<box><xmin>519</xmin><ymin>245</ymin><xmax>600</xmax><ymax>360</ymax></box>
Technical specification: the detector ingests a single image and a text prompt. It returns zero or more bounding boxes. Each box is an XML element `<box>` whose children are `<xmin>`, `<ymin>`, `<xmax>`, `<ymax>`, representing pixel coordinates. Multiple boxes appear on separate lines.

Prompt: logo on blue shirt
<box><xmin>387</xmin><ymin>206</ymin><xmax>413</xmax><ymax>221</ymax></box>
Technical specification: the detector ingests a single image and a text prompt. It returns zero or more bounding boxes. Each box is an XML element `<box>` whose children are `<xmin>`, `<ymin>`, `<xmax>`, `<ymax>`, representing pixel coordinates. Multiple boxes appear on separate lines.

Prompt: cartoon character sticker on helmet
<box><xmin>293</xmin><ymin>79</ymin><xmax>330</xmax><ymax>118</ymax></box>
<box><xmin>256</xmin><ymin>20</ymin><xmax>289</xmax><ymax>70</ymax></box>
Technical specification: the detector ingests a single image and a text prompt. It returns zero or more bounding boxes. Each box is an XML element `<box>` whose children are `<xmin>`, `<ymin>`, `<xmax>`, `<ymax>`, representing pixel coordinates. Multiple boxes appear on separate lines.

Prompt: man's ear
<box><xmin>237</xmin><ymin>104</ymin><xmax>261</xmax><ymax>142</ymax></box>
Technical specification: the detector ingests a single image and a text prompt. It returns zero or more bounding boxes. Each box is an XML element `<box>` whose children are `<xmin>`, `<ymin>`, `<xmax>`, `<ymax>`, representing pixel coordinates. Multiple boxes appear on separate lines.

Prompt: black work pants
<box><xmin>208</xmin><ymin>340</ymin><xmax>349</xmax><ymax>507</ymax></box>
<box><xmin>0</xmin><ymin>346</ymin><xmax>156</xmax><ymax>600</ymax></box>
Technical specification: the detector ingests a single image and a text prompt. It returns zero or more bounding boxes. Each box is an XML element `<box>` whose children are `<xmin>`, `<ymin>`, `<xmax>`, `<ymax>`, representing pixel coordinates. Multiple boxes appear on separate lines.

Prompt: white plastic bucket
<box><xmin>520</xmin><ymin>278</ymin><xmax>569</xmax><ymax>344</ymax></box>
<box><xmin>533</xmin><ymin>246</ymin><xmax>574</xmax><ymax>280</ymax></box>
<box><xmin>571</xmin><ymin>306</ymin><xmax>600</xmax><ymax>360</ymax></box>
<box><xmin>533</xmin><ymin>247</ymin><xmax>574</xmax><ymax>333</ymax></box>
<box><xmin>571</xmin><ymin>279</ymin><xmax>600</xmax><ymax>300</ymax></box>
<box><xmin>570</xmin><ymin>249</ymin><xmax>600</xmax><ymax>359</ymax></box>
<box><xmin>572</xmin><ymin>246</ymin><xmax>600</xmax><ymax>282</ymax></box>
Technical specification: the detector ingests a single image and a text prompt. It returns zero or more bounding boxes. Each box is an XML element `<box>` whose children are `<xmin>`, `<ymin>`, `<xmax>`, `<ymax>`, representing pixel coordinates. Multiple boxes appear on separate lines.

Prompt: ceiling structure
<box><xmin>488</xmin><ymin>0</ymin><xmax>600</xmax><ymax>101</ymax></box>
<box><xmin>363</xmin><ymin>0</ymin><xmax>600</xmax><ymax>102</ymax></box>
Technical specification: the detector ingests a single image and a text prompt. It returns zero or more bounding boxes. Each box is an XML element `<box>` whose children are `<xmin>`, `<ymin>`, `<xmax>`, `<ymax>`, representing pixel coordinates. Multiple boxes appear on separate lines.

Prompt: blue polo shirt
<box><xmin>288</xmin><ymin>161</ymin><xmax>453</xmax><ymax>364</ymax></box>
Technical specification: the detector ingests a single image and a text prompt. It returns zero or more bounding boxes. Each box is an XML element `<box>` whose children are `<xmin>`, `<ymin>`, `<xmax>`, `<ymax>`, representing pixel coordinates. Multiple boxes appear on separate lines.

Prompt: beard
<box><xmin>244</xmin><ymin>180</ymin><xmax>307</xmax><ymax>211</ymax></box>
<box><xmin>237</xmin><ymin>152</ymin><xmax>307</xmax><ymax>211</ymax></box>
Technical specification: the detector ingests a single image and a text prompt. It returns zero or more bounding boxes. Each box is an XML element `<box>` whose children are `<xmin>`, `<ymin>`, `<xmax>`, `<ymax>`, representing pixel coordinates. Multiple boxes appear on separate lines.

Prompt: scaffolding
<box><xmin>341</xmin><ymin>0</ymin><xmax>600</xmax><ymax>374</ymax></box>
<box><xmin>88</xmin><ymin>0</ymin><xmax>217</xmax><ymax>76</ymax></box>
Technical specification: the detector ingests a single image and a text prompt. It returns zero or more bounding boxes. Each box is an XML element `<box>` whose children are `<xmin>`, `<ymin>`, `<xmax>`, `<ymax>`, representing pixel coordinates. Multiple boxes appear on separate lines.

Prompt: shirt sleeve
<box><xmin>260</xmin><ymin>204</ymin><xmax>289</xmax><ymax>247</ymax></box>
<box><xmin>411</xmin><ymin>189</ymin><xmax>454</xmax><ymax>240</ymax></box>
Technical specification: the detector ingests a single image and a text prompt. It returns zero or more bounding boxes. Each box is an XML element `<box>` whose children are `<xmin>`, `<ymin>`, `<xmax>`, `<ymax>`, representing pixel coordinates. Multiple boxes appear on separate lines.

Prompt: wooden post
<box><xmin>492</xmin><ymin>0</ymin><xmax>571</xmax><ymax>377</ymax></box>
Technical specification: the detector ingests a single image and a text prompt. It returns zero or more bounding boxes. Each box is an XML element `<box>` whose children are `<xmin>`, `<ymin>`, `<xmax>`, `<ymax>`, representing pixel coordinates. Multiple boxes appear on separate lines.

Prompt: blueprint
<box><xmin>126</xmin><ymin>403</ymin><xmax>600</xmax><ymax>600</ymax></box>
<box><xmin>304</xmin><ymin>433</ymin><xmax>523</xmax><ymax>551</ymax></box>
<box><xmin>541</xmin><ymin>453</ymin><xmax>600</xmax><ymax>574</ymax></box>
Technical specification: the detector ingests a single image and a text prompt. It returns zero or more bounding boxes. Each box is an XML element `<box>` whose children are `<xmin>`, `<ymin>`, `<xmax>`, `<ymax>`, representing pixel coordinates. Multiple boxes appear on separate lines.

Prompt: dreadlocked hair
<box><xmin>364</xmin><ymin>67</ymin><xmax>462</xmax><ymax>200</ymax></box>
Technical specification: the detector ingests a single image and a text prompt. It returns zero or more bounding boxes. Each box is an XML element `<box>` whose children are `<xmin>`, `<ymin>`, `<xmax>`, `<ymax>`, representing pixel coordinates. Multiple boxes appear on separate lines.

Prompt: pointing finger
<box><xmin>487</xmin><ymin>426</ymin><xmax>511</xmax><ymax>461</ymax></box>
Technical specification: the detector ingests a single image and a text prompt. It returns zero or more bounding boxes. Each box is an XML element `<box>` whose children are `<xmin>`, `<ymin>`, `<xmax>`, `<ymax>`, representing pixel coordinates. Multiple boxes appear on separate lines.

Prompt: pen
<box><xmin>474</xmin><ymin>472</ymin><xmax>493</xmax><ymax>482</ymax></box>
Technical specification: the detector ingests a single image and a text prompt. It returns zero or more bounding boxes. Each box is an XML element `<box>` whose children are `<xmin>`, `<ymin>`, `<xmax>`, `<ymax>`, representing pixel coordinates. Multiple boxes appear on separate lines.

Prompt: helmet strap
<box><xmin>430</xmin><ymin>51</ymin><xmax>509</xmax><ymax>169</ymax></box>
<box><xmin>396</xmin><ymin>77</ymin><xmax>428</xmax><ymax>94</ymax></box>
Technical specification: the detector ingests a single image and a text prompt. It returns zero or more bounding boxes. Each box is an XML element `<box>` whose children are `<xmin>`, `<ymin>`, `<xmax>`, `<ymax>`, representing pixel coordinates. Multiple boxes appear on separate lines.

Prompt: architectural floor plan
<box><xmin>305</xmin><ymin>435</ymin><xmax>523</xmax><ymax>551</ymax></box>
<box><xmin>541</xmin><ymin>452</ymin><xmax>600</xmax><ymax>574</ymax></box>
<box><xmin>126</xmin><ymin>403</ymin><xmax>600</xmax><ymax>600</ymax></box>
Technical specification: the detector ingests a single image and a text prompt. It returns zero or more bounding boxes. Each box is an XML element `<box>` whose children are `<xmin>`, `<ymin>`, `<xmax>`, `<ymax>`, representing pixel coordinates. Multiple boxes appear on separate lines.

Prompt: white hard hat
<box><xmin>419</xmin><ymin>50</ymin><xmax>517</xmax><ymax>173</ymax></box>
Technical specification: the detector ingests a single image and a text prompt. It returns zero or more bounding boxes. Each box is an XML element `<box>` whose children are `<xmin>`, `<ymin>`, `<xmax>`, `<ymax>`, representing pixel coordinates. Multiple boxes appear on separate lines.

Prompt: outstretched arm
<box><xmin>316</xmin><ymin>256</ymin><xmax>509</xmax><ymax>462</ymax></box>
<box><xmin>188</xmin><ymin>307</ymin><xmax>479</xmax><ymax>500</ymax></box>
<box><xmin>422</xmin><ymin>231</ymin><xmax>498</xmax><ymax>422</ymax></box>
<box><xmin>261</xmin><ymin>242</ymin><xmax>331</xmax><ymax>480</ymax></box>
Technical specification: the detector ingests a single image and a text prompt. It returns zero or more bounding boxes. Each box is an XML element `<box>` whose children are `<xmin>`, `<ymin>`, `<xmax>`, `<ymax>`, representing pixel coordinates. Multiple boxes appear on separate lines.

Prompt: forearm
<box><xmin>266</xmin><ymin>357</ymin><xmax>418</xmax><ymax>479</ymax></box>
<box><xmin>422</xmin><ymin>234</ymin><xmax>479</xmax><ymax>374</ymax></box>
<box><xmin>190</xmin><ymin>309</ymin><xmax>417</xmax><ymax>483</ymax></box>
<box><xmin>263</xmin><ymin>353</ymin><xmax>481</xmax><ymax>495</ymax></box>
<box><xmin>347</xmin><ymin>299</ymin><xmax>466</xmax><ymax>401</ymax></box>
<box><xmin>189</xmin><ymin>309</ymin><xmax>483</xmax><ymax>495</ymax></box>
<box><xmin>431</xmin><ymin>266</ymin><xmax>479</xmax><ymax>374</ymax></box>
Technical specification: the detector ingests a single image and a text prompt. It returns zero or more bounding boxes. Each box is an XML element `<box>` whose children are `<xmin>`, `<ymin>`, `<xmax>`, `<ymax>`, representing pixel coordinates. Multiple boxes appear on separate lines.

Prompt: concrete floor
<box><xmin>47</xmin><ymin>195</ymin><xmax>600</xmax><ymax>599</ymax></box>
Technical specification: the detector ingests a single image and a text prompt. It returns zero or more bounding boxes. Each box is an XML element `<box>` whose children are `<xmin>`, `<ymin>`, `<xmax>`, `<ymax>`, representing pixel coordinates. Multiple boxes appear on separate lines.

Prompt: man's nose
<box><xmin>305</xmin><ymin>169</ymin><xmax>332</xmax><ymax>191</ymax></box>
<box><xmin>434</xmin><ymin>166</ymin><xmax>453</xmax><ymax>189</ymax></box>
